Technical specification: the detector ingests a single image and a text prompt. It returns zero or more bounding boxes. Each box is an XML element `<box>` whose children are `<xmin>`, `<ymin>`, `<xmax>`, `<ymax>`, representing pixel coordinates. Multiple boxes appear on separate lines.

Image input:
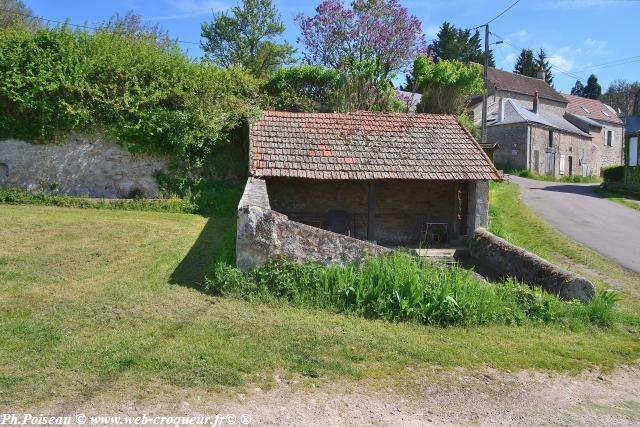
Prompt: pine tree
<box><xmin>431</xmin><ymin>21</ymin><xmax>494</xmax><ymax>65</ymax></box>
<box><xmin>570</xmin><ymin>80</ymin><xmax>585</xmax><ymax>96</ymax></box>
<box><xmin>513</xmin><ymin>49</ymin><xmax>536</xmax><ymax>77</ymax></box>
<box><xmin>534</xmin><ymin>48</ymin><xmax>553</xmax><ymax>86</ymax></box>
<box><xmin>583</xmin><ymin>74</ymin><xmax>602</xmax><ymax>99</ymax></box>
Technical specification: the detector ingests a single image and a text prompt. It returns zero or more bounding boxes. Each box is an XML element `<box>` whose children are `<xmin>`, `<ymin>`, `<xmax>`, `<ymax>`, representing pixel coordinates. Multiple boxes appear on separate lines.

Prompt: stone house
<box><xmin>469</xmin><ymin>66</ymin><xmax>621</xmax><ymax>177</ymax></box>
<box><xmin>236</xmin><ymin>111</ymin><xmax>500</xmax><ymax>270</ymax></box>
<box><xmin>625</xmin><ymin>115</ymin><xmax>640</xmax><ymax>189</ymax></box>
<box><xmin>486</xmin><ymin>94</ymin><xmax>595</xmax><ymax>177</ymax></box>
<box><xmin>564</xmin><ymin>94</ymin><xmax>624</xmax><ymax>168</ymax></box>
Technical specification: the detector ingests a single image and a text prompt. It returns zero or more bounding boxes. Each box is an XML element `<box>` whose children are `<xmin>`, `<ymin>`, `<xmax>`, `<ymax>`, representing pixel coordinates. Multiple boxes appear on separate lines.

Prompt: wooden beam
<box><xmin>367</xmin><ymin>181</ymin><xmax>376</xmax><ymax>242</ymax></box>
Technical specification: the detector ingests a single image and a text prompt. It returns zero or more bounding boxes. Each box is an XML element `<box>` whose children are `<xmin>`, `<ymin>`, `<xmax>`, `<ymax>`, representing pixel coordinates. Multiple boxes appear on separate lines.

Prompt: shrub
<box><xmin>0</xmin><ymin>25</ymin><xmax>259</xmax><ymax>169</ymax></box>
<box><xmin>206</xmin><ymin>254</ymin><xmax>618</xmax><ymax>328</ymax></box>
<box><xmin>0</xmin><ymin>187</ymin><xmax>196</xmax><ymax>213</ymax></box>
<box><xmin>602</xmin><ymin>165</ymin><xmax>624</xmax><ymax>182</ymax></box>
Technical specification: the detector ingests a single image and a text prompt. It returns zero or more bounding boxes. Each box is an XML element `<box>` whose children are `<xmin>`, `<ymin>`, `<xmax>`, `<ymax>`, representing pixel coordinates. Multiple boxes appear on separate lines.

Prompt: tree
<box><xmin>260</xmin><ymin>65</ymin><xmax>340</xmax><ymax>112</ymax></box>
<box><xmin>410</xmin><ymin>56</ymin><xmax>484</xmax><ymax>115</ymax></box>
<box><xmin>534</xmin><ymin>48</ymin><xmax>553</xmax><ymax>85</ymax></box>
<box><xmin>570</xmin><ymin>80</ymin><xmax>585</xmax><ymax>96</ymax></box>
<box><xmin>0</xmin><ymin>0</ymin><xmax>39</xmax><ymax>30</ymax></box>
<box><xmin>201</xmin><ymin>0</ymin><xmax>295</xmax><ymax>77</ymax></box>
<box><xmin>431</xmin><ymin>21</ymin><xmax>494</xmax><ymax>66</ymax></box>
<box><xmin>513</xmin><ymin>49</ymin><xmax>536</xmax><ymax>77</ymax></box>
<box><xmin>297</xmin><ymin>0</ymin><xmax>427</xmax><ymax>111</ymax></box>
<box><xmin>601</xmin><ymin>79</ymin><xmax>640</xmax><ymax>116</ymax></box>
<box><xmin>583</xmin><ymin>74</ymin><xmax>602</xmax><ymax>99</ymax></box>
<box><xmin>98</xmin><ymin>11</ymin><xmax>173</xmax><ymax>48</ymax></box>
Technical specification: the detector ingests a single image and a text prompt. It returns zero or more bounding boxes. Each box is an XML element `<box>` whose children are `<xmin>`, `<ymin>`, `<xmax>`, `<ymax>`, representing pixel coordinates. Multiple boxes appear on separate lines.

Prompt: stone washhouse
<box><xmin>236</xmin><ymin>111</ymin><xmax>501</xmax><ymax>271</ymax></box>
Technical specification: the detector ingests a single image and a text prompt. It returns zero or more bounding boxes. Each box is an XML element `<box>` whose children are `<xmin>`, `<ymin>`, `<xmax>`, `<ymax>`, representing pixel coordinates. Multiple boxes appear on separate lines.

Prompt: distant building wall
<box><xmin>0</xmin><ymin>135</ymin><xmax>168</xmax><ymax>198</ymax></box>
<box><xmin>597</xmin><ymin>122</ymin><xmax>624</xmax><ymax>168</ymax></box>
<box><xmin>487</xmin><ymin>122</ymin><xmax>529</xmax><ymax>170</ymax></box>
<box><xmin>471</xmin><ymin>91</ymin><xmax>567</xmax><ymax>125</ymax></box>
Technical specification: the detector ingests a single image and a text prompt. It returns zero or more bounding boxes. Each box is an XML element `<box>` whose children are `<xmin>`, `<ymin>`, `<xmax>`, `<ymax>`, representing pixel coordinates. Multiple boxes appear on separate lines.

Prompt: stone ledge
<box><xmin>469</xmin><ymin>228</ymin><xmax>595</xmax><ymax>302</ymax></box>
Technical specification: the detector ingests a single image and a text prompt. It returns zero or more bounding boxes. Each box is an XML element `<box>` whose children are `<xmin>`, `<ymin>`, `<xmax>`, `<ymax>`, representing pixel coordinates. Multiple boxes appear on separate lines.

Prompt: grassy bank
<box><xmin>504</xmin><ymin>169</ymin><xmax>601</xmax><ymax>184</ymax></box>
<box><xmin>1</xmin><ymin>203</ymin><xmax>639</xmax><ymax>409</ymax></box>
<box><xmin>489</xmin><ymin>182</ymin><xmax>640</xmax><ymax>315</ymax></box>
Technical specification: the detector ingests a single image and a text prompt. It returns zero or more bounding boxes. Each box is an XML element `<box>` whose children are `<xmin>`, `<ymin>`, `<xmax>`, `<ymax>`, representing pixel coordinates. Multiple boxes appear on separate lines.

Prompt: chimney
<box><xmin>498</xmin><ymin>98</ymin><xmax>505</xmax><ymax>122</ymax></box>
<box><xmin>533</xmin><ymin>90</ymin><xmax>539</xmax><ymax>114</ymax></box>
<box><xmin>537</xmin><ymin>65</ymin><xmax>546</xmax><ymax>81</ymax></box>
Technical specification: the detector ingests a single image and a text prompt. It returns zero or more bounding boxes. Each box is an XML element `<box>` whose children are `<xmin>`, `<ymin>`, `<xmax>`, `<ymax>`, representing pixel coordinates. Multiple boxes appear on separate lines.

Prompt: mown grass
<box><xmin>489</xmin><ymin>181</ymin><xmax>640</xmax><ymax>316</ymax></box>
<box><xmin>506</xmin><ymin>168</ymin><xmax>601</xmax><ymax>183</ymax></box>
<box><xmin>1</xmin><ymin>203</ymin><xmax>639</xmax><ymax>410</ymax></box>
<box><xmin>0</xmin><ymin>183</ymin><xmax>243</xmax><ymax>216</ymax></box>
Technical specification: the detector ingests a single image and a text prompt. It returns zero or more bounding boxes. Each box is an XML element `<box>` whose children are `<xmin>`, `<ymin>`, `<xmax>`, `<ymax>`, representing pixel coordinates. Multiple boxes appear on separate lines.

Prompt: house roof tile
<box><xmin>563</xmin><ymin>94</ymin><xmax>623</xmax><ymax>125</ymax></box>
<box><xmin>486</xmin><ymin>67</ymin><xmax>568</xmax><ymax>104</ymax></box>
<box><xmin>249</xmin><ymin>111</ymin><xmax>500</xmax><ymax>181</ymax></box>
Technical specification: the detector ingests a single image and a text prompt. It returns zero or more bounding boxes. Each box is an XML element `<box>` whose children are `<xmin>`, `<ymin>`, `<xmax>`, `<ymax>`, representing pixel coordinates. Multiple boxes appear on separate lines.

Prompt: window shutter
<box><xmin>611</xmin><ymin>130</ymin><xmax>615</xmax><ymax>146</ymax></box>
<box><xmin>630</xmin><ymin>137</ymin><xmax>638</xmax><ymax>167</ymax></box>
<box><xmin>559</xmin><ymin>154</ymin><xmax>565</xmax><ymax>175</ymax></box>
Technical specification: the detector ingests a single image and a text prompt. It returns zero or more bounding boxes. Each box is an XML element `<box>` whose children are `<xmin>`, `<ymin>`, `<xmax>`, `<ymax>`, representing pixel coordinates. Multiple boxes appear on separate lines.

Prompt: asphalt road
<box><xmin>510</xmin><ymin>176</ymin><xmax>640</xmax><ymax>273</ymax></box>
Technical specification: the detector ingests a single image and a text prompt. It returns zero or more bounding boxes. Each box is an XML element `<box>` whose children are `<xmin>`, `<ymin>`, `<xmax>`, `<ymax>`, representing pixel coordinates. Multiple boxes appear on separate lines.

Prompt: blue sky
<box><xmin>25</xmin><ymin>0</ymin><xmax>640</xmax><ymax>93</ymax></box>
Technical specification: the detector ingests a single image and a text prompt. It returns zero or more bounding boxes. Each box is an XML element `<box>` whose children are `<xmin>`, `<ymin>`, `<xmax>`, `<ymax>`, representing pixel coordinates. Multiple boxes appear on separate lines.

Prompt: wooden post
<box><xmin>367</xmin><ymin>181</ymin><xmax>376</xmax><ymax>242</ymax></box>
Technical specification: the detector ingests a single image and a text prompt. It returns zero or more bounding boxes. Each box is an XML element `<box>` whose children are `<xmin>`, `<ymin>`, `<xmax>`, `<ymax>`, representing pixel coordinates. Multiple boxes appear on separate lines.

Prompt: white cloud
<box><xmin>548</xmin><ymin>54</ymin><xmax>575</xmax><ymax>73</ymax></box>
<box><xmin>584</xmin><ymin>38</ymin><xmax>608</xmax><ymax>53</ymax></box>
<box><xmin>508</xmin><ymin>30</ymin><xmax>529</xmax><ymax>42</ymax></box>
<box><xmin>144</xmin><ymin>0</ymin><xmax>226</xmax><ymax>21</ymax></box>
<box><xmin>425</xmin><ymin>25</ymin><xmax>440</xmax><ymax>40</ymax></box>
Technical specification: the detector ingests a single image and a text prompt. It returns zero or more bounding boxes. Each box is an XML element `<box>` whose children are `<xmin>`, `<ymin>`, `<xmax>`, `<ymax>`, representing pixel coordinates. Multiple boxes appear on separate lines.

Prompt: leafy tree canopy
<box><xmin>410</xmin><ymin>56</ymin><xmax>484</xmax><ymax>115</ymax></box>
<box><xmin>601</xmin><ymin>79</ymin><xmax>640</xmax><ymax>116</ymax></box>
<box><xmin>534</xmin><ymin>48</ymin><xmax>553</xmax><ymax>86</ymax></box>
<box><xmin>297</xmin><ymin>0</ymin><xmax>427</xmax><ymax>111</ymax></box>
<box><xmin>260</xmin><ymin>65</ymin><xmax>340</xmax><ymax>112</ymax></box>
<box><xmin>0</xmin><ymin>0</ymin><xmax>39</xmax><ymax>30</ymax></box>
<box><xmin>570</xmin><ymin>75</ymin><xmax>602</xmax><ymax>99</ymax></box>
<box><xmin>570</xmin><ymin>79</ymin><xmax>585</xmax><ymax>96</ymax></box>
<box><xmin>201</xmin><ymin>0</ymin><xmax>295</xmax><ymax>77</ymax></box>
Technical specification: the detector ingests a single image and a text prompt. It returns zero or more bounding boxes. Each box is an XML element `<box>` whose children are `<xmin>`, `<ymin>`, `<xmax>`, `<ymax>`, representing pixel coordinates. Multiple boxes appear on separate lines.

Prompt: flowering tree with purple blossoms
<box><xmin>296</xmin><ymin>0</ymin><xmax>428</xmax><ymax>111</ymax></box>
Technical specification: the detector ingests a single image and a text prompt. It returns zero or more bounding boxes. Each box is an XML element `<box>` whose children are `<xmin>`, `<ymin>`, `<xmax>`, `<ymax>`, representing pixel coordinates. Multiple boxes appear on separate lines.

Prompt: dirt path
<box><xmin>31</xmin><ymin>365</ymin><xmax>640</xmax><ymax>426</ymax></box>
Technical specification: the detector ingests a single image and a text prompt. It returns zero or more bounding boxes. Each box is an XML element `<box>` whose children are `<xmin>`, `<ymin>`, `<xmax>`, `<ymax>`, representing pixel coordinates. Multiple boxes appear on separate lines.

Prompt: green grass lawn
<box><xmin>1</xmin><ymin>197</ymin><xmax>639</xmax><ymax>409</ymax></box>
<box><xmin>593</xmin><ymin>187</ymin><xmax>640</xmax><ymax>212</ymax></box>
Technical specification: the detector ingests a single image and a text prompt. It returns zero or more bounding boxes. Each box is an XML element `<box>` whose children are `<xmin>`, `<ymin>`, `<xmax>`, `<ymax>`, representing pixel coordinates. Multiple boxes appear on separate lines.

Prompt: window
<box><xmin>630</xmin><ymin>137</ymin><xmax>638</xmax><ymax>167</ymax></box>
<box><xmin>606</xmin><ymin>130</ymin><xmax>614</xmax><ymax>147</ymax></box>
<box><xmin>602</xmin><ymin>110</ymin><xmax>611</xmax><ymax>117</ymax></box>
<box><xmin>581</xmin><ymin>106</ymin><xmax>590</xmax><ymax>113</ymax></box>
<box><xmin>548</xmin><ymin>130</ymin><xmax>554</xmax><ymax>148</ymax></box>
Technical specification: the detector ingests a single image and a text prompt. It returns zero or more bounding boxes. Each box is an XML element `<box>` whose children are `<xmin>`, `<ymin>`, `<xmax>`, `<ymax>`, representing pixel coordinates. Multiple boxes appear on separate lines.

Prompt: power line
<box><xmin>490</xmin><ymin>32</ymin><xmax>587</xmax><ymax>82</ymax></box>
<box><xmin>475</xmin><ymin>0</ymin><xmax>522</xmax><ymax>28</ymax></box>
<box><xmin>0</xmin><ymin>6</ymin><xmax>201</xmax><ymax>46</ymax></box>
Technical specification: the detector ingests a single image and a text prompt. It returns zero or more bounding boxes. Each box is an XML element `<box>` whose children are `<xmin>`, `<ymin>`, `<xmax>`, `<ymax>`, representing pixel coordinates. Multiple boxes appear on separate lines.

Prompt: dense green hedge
<box><xmin>602</xmin><ymin>165</ymin><xmax>625</xmax><ymax>182</ymax></box>
<box><xmin>0</xmin><ymin>25</ymin><xmax>259</xmax><ymax>169</ymax></box>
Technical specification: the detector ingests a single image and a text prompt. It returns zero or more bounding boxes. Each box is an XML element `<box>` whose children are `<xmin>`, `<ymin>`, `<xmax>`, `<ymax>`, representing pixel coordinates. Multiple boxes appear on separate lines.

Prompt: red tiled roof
<box><xmin>486</xmin><ymin>67</ymin><xmax>568</xmax><ymax>104</ymax></box>
<box><xmin>249</xmin><ymin>111</ymin><xmax>500</xmax><ymax>181</ymax></box>
<box><xmin>563</xmin><ymin>94</ymin><xmax>623</xmax><ymax>125</ymax></box>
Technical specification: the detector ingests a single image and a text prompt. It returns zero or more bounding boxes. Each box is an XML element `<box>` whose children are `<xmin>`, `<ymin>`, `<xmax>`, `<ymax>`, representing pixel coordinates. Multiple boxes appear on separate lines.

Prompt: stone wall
<box><xmin>598</xmin><ymin>122</ymin><xmax>624</xmax><ymax>168</ymax></box>
<box><xmin>529</xmin><ymin>126</ymin><xmax>596</xmax><ymax>177</ymax></box>
<box><xmin>266</xmin><ymin>178</ymin><xmax>458</xmax><ymax>245</ymax></box>
<box><xmin>487</xmin><ymin>122</ymin><xmax>529</xmax><ymax>169</ymax></box>
<box><xmin>236</xmin><ymin>178</ymin><xmax>390</xmax><ymax>271</ymax></box>
<box><xmin>469</xmin><ymin>228</ymin><xmax>595</xmax><ymax>302</ymax></box>
<box><xmin>0</xmin><ymin>136</ymin><xmax>168</xmax><ymax>198</ymax></box>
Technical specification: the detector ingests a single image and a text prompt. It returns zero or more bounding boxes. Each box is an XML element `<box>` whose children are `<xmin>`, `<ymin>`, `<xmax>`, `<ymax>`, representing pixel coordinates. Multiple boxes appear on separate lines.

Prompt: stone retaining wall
<box><xmin>236</xmin><ymin>178</ymin><xmax>390</xmax><ymax>271</ymax></box>
<box><xmin>469</xmin><ymin>228</ymin><xmax>595</xmax><ymax>302</ymax></box>
<box><xmin>0</xmin><ymin>136</ymin><xmax>168</xmax><ymax>198</ymax></box>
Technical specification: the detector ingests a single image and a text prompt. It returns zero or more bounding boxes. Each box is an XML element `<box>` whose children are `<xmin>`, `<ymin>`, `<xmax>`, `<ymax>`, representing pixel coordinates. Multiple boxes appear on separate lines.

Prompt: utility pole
<box><xmin>481</xmin><ymin>24</ymin><xmax>489</xmax><ymax>144</ymax></box>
